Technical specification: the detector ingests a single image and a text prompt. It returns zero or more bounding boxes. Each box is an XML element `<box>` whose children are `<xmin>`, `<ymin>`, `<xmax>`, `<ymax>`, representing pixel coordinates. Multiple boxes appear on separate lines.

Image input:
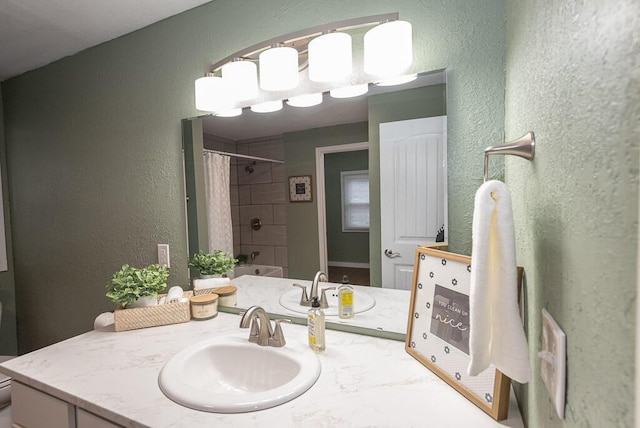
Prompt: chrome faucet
<box><xmin>310</xmin><ymin>270</ymin><xmax>327</xmax><ymax>301</ymax></box>
<box><xmin>292</xmin><ymin>271</ymin><xmax>335</xmax><ymax>309</ymax></box>
<box><xmin>239</xmin><ymin>306</ymin><xmax>290</xmax><ymax>347</ymax></box>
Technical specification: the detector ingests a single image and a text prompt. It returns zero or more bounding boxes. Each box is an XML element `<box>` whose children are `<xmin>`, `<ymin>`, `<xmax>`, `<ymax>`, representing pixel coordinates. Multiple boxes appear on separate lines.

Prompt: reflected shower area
<box><xmin>197</xmin><ymin>134</ymin><xmax>371</xmax><ymax>285</ymax></box>
<box><xmin>201</xmin><ymin>138</ymin><xmax>287</xmax><ymax>277</ymax></box>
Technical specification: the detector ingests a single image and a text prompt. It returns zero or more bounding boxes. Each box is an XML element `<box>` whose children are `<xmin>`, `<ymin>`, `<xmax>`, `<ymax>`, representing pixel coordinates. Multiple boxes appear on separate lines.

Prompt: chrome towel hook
<box><xmin>483</xmin><ymin>132</ymin><xmax>536</xmax><ymax>182</ymax></box>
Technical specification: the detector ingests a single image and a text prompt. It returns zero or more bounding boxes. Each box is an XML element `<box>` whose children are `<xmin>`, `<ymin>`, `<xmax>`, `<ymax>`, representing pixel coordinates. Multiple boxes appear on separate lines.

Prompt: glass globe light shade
<box><xmin>259</xmin><ymin>46</ymin><xmax>299</xmax><ymax>91</ymax></box>
<box><xmin>308</xmin><ymin>32</ymin><xmax>352</xmax><ymax>83</ymax></box>
<box><xmin>215</xmin><ymin>108</ymin><xmax>243</xmax><ymax>117</ymax></box>
<box><xmin>221</xmin><ymin>60</ymin><xmax>258</xmax><ymax>101</ymax></box>
<box><xmin>330</xmin><ymin>84</ymin><xmax>369</xmax><ymax>99</ymax></box>
<box><xmin>364</xmin><ymin>20</ymin><xmax>413</xmax><ymax>77</ymax></box>
<box><xmin>287</xmin><ymin>93</ymin><xmax>323</xmax><ymax>107</ymax></box>
<box><xmin>194</xmin><ymin>76</ymin><xmax>234</xmax><ymax>113</ymax></box>
<box><xmin>375</xmin><ymin>73</ymin><xmax>418</xmax><ymax>86</ymax></box>
<box><xmin>250</xmin><ymin>100</ymin><xmax>283</xmax><ymax>113</ymax></box>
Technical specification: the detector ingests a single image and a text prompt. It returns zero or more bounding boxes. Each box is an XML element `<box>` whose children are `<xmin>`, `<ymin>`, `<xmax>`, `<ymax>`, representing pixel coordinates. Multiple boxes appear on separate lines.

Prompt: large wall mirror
<box><xmin>183</xmin><ymin>69</ymin><xmax>447</xmax><ymax>339</ymax></box>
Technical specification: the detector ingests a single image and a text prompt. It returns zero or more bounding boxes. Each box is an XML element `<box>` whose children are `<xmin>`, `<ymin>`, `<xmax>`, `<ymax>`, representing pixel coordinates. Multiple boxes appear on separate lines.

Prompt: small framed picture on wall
<box><xmin>288</xmin><ymin>175</ymin><xmax>313</xmax><ymax>202</ymax></box>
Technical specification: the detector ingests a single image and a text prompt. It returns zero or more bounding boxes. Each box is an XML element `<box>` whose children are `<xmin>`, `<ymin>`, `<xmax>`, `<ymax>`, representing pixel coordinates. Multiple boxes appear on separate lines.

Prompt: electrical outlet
<box><xmin>157</xmin><ymin>244</ymin><xmax>170</xmax><ymax>268</ymax></box>
<box><xmin>539</xmin><ymin>308</ymin><xmax>566</xmax><ymax>419</ymax></box>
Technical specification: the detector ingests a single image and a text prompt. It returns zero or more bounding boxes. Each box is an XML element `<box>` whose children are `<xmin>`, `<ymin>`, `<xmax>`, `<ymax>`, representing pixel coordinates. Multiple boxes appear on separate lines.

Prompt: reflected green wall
<box><xmin>284</xmin><ymin>123</ymin><xmax>368</xmax><ymax>279</ymax></box>
<box><xmin>325</xmin><ymin>150</ymin><xmax>369</xmax><ymax>264</ymax></box>
<box><xmin>505</xmin><ymin>0</ymin><xmax>639</xmax><ymax>426</ymax></box>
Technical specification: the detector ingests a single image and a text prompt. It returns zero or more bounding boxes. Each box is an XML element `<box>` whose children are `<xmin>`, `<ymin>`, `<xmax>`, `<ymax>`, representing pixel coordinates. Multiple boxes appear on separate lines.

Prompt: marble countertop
<box><xmin>0</xmin><ymin>312</ymin><xmax>523</xmax><ymax>428</ymax></box>
<box><xmin>229</xmin><ymin>275</ymin><xmax>410</xmax><ymax>340</ymax></box>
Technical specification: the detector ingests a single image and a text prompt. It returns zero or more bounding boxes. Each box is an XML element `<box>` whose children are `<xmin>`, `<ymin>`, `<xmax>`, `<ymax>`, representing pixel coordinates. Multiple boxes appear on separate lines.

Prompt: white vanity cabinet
<box><xmin>11</xmin><ymin>381</ymin><xmax>121</xmax><ymax>428</ymax></box>
<box><xmin>12</xmin><ymin>381</ymin><xmax>74</xmax><ymax>428</ymax></box>
<box><xmin>76</xmin><ymin>409</ymin><xmax>122</xmax><ymax>428</ymax></box>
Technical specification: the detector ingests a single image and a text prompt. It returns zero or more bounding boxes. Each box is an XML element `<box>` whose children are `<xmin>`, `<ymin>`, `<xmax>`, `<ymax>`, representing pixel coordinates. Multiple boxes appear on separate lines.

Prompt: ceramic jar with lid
<box><xmin>211</xmin><ymin>285</ymin><xmax>237</xmax><ymax>307</ymax></box>
<box><xmin>189</xmin><ymin>293</ymin><xmax>219</xmax><ymax>320</ymax></box>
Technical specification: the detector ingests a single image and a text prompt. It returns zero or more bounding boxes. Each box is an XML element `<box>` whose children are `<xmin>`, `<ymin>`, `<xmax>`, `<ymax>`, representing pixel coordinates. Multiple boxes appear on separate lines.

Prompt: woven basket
<box><xmin>114</xmin><ymin>291</ymin><xmax>193</xmax><ymax>332</ymax></box>
<box><xmin>193</xmin><ymin>287</ymin><xmax>216</xmax><ymax>296</ymax></box>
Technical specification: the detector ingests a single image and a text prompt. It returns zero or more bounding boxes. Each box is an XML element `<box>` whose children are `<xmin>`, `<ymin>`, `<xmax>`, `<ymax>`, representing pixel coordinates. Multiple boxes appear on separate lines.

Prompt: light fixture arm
<box><xmin>208</xmin><ymin>13</ymin><xmax>399</xmax><ymax>73</ymax></box>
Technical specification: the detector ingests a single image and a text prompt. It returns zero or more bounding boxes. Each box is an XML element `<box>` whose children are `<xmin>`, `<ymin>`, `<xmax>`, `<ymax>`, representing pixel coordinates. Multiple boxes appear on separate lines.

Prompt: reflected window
<box><xmin>341</xmin><ymin>170</ymin><xmax>369</xmax><ymax>231</ymax></box>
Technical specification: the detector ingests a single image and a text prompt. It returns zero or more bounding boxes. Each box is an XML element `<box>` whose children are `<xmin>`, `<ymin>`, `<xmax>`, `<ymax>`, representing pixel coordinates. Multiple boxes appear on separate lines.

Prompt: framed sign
<box><xmin>405</xmin><ymin>245</ymin><xmax>522</xmax><ymax>420</ymax></box>
<box><xmin>288</xmin><ymin>175</ymin><xmax>313</xmax><ymax>202</ymax></box>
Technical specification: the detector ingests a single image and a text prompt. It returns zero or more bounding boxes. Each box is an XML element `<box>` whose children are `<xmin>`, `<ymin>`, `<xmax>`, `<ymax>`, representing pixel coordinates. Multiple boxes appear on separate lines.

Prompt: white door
<box><xmin>380</xmin><ymin>116</ymin><xmax>447</xmax><ymax>290</ymax></box>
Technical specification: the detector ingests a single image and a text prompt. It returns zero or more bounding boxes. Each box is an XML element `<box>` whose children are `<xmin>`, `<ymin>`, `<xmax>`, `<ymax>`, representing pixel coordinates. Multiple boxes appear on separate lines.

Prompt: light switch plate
<box><xmin>157</xmin><ymin>244</ymin><xmax>170</xmax><ymax>268</ymax></box>
<box><xmin>540</xmin><ymin>308</ymin><xmax>566</xmax><ymax>419</ymax></box>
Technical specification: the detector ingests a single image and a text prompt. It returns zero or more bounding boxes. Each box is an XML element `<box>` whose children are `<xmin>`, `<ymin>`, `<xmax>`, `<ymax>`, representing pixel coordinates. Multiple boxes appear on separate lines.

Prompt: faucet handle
<box><xmin>270</xmin><ymin>319</ymin><xmax>291</xmax><ymax>347</ymax></box>
<box><xmin>248</xmin><ymin>318</ymin><xmax>260</xmax><ymax>343</ymax></box>
<box><xmin>293</xmin><ymin>283</ymin><xmax>311</xmax><ymax>306</ymax></box>
<box><xmin>320</xmin><ymin>287</ymin><xmax>336</xmax><ymax>309</ymax></box>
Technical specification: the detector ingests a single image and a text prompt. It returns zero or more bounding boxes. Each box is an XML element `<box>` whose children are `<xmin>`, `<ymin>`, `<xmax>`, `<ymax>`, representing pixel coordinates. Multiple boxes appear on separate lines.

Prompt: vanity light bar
<box><xmin>196</xmin><ymin>13</ymin><xmax>414</xmax><ymax>114</ymax></box>
<box><xmin>207</xmin><ymin>13</ymin><xmax>399</xmax><ymax>73</ymax></box>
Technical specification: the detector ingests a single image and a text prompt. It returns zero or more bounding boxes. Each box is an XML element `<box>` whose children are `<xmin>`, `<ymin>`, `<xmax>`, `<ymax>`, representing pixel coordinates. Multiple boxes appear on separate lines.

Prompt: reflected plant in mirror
<box><xmin>188</xmin><ymin>250</ymin><xmax>237</xmax><ymax>277</ymax></box>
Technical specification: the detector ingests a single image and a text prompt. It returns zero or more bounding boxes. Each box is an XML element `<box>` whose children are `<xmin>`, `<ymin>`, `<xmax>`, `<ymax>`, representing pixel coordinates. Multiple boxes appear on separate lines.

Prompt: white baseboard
<box><xmin>327</xmin><ymin>261</ymin><xmax>370</xmax><ymax>269</ymax></box>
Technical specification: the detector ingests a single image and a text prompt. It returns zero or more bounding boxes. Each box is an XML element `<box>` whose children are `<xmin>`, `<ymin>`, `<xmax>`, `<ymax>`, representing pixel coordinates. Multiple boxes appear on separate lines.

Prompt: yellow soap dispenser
<box><xmin>338</xmin><ymin>280</ymin><xmax>354</xmax><ymax>319</ymax></box>
<box><xmin>307</xmin><ymin>297</ymin><xmax>325</xmax><ymax>352</ymax></box>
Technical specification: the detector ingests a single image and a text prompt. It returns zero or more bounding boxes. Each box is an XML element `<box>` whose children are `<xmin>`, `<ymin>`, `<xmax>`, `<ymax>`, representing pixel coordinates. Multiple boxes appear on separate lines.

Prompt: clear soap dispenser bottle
<box><xmin>308</xmin><ymin>297</ymin><xmax>325</xmax><ymax>352</ymax></box>
<box><xmin>338</xmin><ymin>277</ymin><xmax>354</xmax><ymax>319</ymax></box>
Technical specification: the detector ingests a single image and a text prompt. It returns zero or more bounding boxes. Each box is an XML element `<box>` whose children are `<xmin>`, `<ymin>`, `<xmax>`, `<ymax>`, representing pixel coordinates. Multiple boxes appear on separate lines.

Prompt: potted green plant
<box><xmin>106</xmin><ymin>263</ymin><xmax>169</xmax><ymax>308</ymax></box>
<box><xmin>236</xmin><ymin>253</ymin><xmax>248</xmax><ymax>266</ymax></box>
<box><xmin>189</xmin><ymin>250</ymin><xmax>238</xmax><ymax>278</ymax></box>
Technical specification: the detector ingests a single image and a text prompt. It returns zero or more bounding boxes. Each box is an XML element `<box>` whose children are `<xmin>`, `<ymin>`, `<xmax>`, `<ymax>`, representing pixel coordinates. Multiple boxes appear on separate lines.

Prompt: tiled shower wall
<box><xmin>203</xmin><ymin>134</ymin><xmax>288</xmax><ymax>277</ymax></box>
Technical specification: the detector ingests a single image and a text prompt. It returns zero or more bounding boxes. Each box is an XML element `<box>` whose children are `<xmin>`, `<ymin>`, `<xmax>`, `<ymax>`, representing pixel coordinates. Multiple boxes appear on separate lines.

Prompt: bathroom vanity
<box><xmin>0</xmin><ymin>309</ymin><xmax>523</xmax><ymax>427</ymax></box>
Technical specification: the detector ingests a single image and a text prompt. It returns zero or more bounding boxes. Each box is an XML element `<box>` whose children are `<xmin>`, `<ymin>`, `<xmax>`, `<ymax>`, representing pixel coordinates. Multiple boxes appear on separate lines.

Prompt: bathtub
<box><xmin>232</xmin><ymin>265</ymin><xmax>283</xmax><ymax>278</ymax></box>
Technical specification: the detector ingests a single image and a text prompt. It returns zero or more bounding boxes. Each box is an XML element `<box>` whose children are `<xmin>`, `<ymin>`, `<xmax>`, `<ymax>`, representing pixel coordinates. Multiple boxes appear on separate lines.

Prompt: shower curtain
<box><xmin>203</xmin><ymin>152</ymin><xmax>234</xmax><ymax>257</ymax></box>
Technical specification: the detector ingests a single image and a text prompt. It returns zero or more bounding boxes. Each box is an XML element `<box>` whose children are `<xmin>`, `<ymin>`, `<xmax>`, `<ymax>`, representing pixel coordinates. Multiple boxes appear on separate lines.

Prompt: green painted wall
<box><xmin>325</xmin><ymin>150</ymin><xmax>369</xmax><ymax>264</ymax></box>
<box><xmin>1</xmin><ymin>0</ymin><xmax>506</xmax><ymax>352</ymax></box>
<box><xmin>284</xmin><ymin>123</ymin><xmax>368</xmax><ymax>279</ymax></box>
<box><xmin>505</xmin><ymin>1</ymin><xmax>639</xmax><ymax>426</ymax></box>
<box><xmin>0</xmin><ymin>87</ymin><xmax>17</xmax><ymax>355</ymax></box>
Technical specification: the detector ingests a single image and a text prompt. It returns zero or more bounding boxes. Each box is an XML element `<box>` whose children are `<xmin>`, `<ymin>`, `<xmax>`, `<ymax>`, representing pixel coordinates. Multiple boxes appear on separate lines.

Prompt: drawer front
<box><xmin>11</xmin><ymin>381</ymin><xmax>75</xmax><ymax>428</ymax></box>
<box><xmin>76</xmin><ymin>409</ymin><xmax>122</xmax><ymax>428</ymax></box>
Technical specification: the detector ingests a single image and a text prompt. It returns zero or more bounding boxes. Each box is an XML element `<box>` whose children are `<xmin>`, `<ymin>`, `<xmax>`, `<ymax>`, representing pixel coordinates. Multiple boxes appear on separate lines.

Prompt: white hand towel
<box><xmin>467</xmin><ymin>180</ymin><xmax>530</xmax><ymax>383</ymax></box>
<box><xmin>93</xmin><ymin>312</ymin><xmax>114</xmax><ymax>329</ymax></box>
<box><xmin>193</xmin><ymin>277</ymin><xmax>230</xmax><ymax>290</ymax></box>
<box><xmin>166</xmin><ymin>286</ymin><xmax>184</xmax><ymax>304</ymax></box>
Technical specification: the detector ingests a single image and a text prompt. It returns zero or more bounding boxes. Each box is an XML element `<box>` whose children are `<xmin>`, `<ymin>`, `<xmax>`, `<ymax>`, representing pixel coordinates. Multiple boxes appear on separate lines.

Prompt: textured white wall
<box><xmin>505</xmin><ymin>1</ymin><xmax>640</xmax><ymax>426</ymax></box>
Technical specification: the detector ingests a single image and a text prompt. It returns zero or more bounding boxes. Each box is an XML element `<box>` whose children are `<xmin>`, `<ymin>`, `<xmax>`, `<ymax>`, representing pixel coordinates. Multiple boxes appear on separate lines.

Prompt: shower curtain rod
<box><xmin>203</xmin><ymin>149</ymin><xmax>284</xmax><ymax>164</ymax></box>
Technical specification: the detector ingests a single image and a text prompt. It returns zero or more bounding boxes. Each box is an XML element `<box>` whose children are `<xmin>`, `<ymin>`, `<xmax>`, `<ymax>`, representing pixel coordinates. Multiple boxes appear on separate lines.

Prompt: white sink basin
<box><xmin>279</xmin><ymin>287</ymin><xmax>376</xmax><ymax>316</ymax></box>
<box><xmin>158</xmin><ymin>335</ymin><xmax>321</xmax><ymax>413</ymax></box>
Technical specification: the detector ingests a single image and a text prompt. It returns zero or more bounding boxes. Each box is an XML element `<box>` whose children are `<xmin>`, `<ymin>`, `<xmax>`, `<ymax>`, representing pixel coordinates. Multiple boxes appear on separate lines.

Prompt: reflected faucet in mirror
<box><xmin>293</xmin><ymin>271</ymin><xmax>335</xmax><ymax>309</ymax></box>
<box><xmin>310</xmin><ymin>271</ymin><xmax>327</xmax><ymax>302</ymax></box>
